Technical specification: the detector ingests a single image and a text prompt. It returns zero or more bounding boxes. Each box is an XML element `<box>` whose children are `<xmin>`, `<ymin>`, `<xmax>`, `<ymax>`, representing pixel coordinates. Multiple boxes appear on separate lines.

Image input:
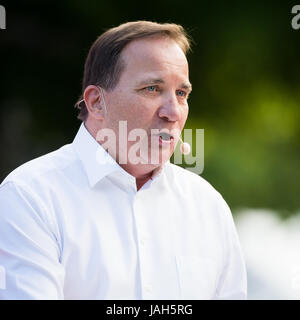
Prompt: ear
<box><xmin>83</xmin><ymin>85</ymin><xmax>105</xmax><ymax>120</ymax></box>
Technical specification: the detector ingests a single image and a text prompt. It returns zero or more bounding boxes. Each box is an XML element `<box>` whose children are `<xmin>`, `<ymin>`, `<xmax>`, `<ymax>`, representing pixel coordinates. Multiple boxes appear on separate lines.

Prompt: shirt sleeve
<box><xmin>214</xmin><ymin>196</ymin><xmax>247</xmax><ymax>300</ymax></box>
<box><xmin>0</xmin><ymin>181</ymin><xmax>65</xmax><ymax>299</ymax></box>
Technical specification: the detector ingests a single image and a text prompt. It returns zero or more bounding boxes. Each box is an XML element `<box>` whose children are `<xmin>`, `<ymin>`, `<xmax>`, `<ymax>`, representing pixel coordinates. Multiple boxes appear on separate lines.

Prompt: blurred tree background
<box><xmin>0</xmin><ymin>0</ymin><xmax>299</xmax><ymax>216</ymax></box>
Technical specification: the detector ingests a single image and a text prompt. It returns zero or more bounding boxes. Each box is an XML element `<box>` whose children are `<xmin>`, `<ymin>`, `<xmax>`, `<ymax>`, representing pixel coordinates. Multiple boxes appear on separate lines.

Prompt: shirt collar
<box><xmin>72</xmin><ymin>122</ymin><xmax>130</xmax><ymax>187</ymax></box>
<box><xmin>72</xmin><ymin>122</ymin><xmax>168</xmax><ymax>188</ymax></box>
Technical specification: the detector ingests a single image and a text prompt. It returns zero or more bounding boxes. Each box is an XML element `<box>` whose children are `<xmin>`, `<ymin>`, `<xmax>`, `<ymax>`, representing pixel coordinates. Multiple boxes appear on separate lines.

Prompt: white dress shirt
<box><xmin>0</xmin><ymin>123</ymin><xmax>247</xmax><ymax>300</ymax></box>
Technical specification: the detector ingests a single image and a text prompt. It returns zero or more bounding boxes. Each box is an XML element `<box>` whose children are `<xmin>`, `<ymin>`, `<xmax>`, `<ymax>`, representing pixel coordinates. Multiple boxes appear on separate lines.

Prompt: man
<box><xmin>0</xmin><ymin>21</ymin><xmax>247</xmax><ymax>299</ymax></box>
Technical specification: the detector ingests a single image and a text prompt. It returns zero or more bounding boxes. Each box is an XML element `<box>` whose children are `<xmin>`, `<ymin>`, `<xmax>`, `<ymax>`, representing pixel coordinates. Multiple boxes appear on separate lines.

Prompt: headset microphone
<box><xmin>178</xmin><ymin>136</ymin><xmax>191</xmax><ymax>155</ymax></box>
<box><xmin>77</xmin><ymin>86</ymin><xmax>108</xmax><ymax>114</ymax></box>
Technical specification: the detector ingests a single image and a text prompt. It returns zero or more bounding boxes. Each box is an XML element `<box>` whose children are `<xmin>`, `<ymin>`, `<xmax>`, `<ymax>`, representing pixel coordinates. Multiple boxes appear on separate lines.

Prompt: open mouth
<box><xmin>159</xmin><ymin>132</ymin><xmax>173</xmax><ymax>140</ymax></box>
<box><xmin>158</xmin><ymin>132</ymin><xmax>174</xmax><ymax>144</ymax></box>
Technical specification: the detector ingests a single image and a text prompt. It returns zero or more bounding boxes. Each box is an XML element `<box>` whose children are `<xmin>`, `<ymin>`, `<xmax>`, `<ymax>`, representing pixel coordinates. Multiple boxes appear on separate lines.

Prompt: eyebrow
<box><xmin>136</xmin><ymin>78</ymin><xmax>192</xmax><ymax>93</ymax></box>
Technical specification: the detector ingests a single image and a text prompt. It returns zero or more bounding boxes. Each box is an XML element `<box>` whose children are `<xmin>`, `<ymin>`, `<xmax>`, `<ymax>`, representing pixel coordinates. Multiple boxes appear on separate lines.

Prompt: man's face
<box><xmin>103</xmin><ymin>36</ymin><xmax>191</xmax><ymax>170</ymax></box>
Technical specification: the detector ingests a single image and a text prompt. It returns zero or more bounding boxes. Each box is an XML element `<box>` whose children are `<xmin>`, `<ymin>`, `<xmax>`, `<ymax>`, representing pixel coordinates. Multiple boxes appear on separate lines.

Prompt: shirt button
<box><xmin>140</xmin><ymin>238</ymin><xmax>146</xmax><ymax>246</ymax></box>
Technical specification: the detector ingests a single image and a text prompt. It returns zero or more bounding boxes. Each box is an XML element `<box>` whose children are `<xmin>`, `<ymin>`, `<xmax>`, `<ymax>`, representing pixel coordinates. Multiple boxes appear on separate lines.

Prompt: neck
<box><xmin>119</xmin><ymin>163</ymin><xmax>159</xmax><ymax>191</ymax></box>
<box><xmin>84</xmin><ymin>121</ymin><xmax>163</xmax><ymax>190</ymax></box>
<box><xmin>136</xmin><ymin>175</ymin><xmax>152</xmax><ymax>191</ymax></box>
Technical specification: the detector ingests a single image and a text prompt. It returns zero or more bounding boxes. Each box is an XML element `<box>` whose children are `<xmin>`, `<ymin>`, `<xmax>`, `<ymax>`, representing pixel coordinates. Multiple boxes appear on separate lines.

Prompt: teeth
<box><xmin>159</xmin><ymin>132</ymin><xmax>172</xmax><ymax>141</ymax></box>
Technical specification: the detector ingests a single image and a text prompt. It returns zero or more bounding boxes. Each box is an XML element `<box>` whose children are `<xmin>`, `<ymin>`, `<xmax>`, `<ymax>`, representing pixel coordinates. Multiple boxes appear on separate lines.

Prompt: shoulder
<box><xmin>0</xmin><ymin>143</ymin><xmax>79</xmax><ymax>237</ymax></box>
<box><xmin>166</xmin><ymin>163</ymin><xmax>224</xmax><ymax>200</ymax></box>
<box><xmin>1</xmin><ymin>143</ymin><xmax>78</xmax><ymax>189</ymax></box>
<box><xmin>166</xmin><ymin>163</ymin><xmax>237</xmax><ymax>235</ymax></box>
<box><xmin>165</xmin><ymin>163</ymin><xmax>232</xmax><ymax>222</ymax></box>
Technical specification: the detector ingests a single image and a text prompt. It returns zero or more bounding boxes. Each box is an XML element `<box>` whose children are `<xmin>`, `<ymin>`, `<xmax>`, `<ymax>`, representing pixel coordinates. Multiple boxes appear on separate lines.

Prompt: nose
<box><xmin>157</xmin><ymin>93</ymin><xmax>181</xmax><ymax>122</ymax></box>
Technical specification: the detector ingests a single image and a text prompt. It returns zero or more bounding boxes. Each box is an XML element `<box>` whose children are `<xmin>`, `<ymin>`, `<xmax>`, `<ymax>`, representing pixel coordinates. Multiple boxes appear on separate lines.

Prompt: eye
<box><xmin>176</xmin><ymin>90</ymin><xmax>187</xmax><ymax>97</ymax></box>
<box><xmin>145</xmin><ymin>85</ymin><xmax>157</xmax><ymax>92</ymax></box>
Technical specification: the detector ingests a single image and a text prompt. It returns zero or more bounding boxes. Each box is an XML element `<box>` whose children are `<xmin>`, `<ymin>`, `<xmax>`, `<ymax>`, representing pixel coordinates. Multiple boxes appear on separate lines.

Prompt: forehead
<box><xmin>119</xmin><ymin>36</ymin><xmax>189</xmax><ymax>82</ymax></box>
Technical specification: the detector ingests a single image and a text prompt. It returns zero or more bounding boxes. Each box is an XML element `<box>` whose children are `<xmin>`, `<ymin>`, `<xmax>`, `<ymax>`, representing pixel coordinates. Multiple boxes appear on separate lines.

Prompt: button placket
<box><xmin>133</xmin><ymin>191</ymin><xmax>154</xmax><ymax>298</ymax></box>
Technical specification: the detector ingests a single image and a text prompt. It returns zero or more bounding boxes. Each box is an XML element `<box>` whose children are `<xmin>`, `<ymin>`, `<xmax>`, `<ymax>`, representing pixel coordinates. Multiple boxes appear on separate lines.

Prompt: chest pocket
<box><xmin>176</xmin><ymin>255</ymin><xmax>219</xmax><ymax>299</ymax></box>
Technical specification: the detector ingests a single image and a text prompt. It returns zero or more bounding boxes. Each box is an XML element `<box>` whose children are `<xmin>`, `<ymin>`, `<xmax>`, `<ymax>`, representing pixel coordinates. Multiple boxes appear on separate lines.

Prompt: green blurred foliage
<box><xmin>0</xmin><ymin>0</ymin><xmax>299</xmax><ymax>215</ymax></box>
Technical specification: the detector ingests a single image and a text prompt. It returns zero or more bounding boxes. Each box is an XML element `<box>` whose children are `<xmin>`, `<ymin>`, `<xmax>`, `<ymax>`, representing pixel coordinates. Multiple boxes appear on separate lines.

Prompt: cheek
<box><xmin>180</xmin><ymin>107</ymin><xmax>189</xmax><ymax>127</ymax></box>
<box><xmin>107</xmin><ymin>94</ymin><xmax>135</xmax><ymax>121</ymax></box>
<box><xmin>111</xmin><ymin>96</ymin><xmax>156</xmax><ymax>132</ymax></box>
<box><xmin>127</xmin><ymin>96</ymin><xmax>157</xmax><ymax>123</ymax></box>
